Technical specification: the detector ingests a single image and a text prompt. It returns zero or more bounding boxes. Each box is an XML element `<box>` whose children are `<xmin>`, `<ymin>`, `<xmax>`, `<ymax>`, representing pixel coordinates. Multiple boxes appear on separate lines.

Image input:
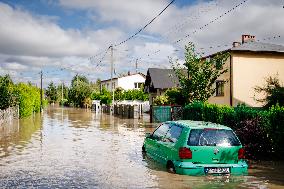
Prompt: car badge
<box><xmin>214</xmin><ymin>148</ymin><xmax>219</xmax><ymax>155</ymax></box>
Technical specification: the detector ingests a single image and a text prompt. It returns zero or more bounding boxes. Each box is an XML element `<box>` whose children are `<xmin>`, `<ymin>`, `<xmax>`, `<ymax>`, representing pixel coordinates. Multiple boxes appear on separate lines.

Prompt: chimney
<box><xmin>232</xmin><ymin>42</ymin><xmax>241</xmax><ymax>47</ymax></box>
<box><xmin>242</xmin><ymin>34</ymin><xmax>256</xmax><ymax>43</ymax></box>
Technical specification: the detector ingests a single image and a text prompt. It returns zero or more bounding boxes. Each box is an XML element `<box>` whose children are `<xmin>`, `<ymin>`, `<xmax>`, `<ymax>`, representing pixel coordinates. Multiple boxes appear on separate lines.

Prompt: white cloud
<box><xmin>1</xmin><ymin>0</ymin><xmax>284</xmax><ymax>87</ymax></box>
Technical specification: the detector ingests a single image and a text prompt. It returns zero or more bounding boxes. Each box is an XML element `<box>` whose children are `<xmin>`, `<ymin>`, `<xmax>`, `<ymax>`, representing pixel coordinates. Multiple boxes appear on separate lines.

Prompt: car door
<box><xmin>146</xmin><ymin>123</ymin><xmax>170</xmax><ymax>162</ymax></box>
<box><xmin>159</xmin><ymin>124</ymin><xmax>183</xmax><ymax>164</ymax></box>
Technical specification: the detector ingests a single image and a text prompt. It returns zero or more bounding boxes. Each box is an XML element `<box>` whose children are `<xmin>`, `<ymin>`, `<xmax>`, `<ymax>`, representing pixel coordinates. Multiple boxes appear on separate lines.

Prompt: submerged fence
<box><xmin>0</xmin><ymin>106</ymin><xmax>19</xmax><ymax>126</ymax></box>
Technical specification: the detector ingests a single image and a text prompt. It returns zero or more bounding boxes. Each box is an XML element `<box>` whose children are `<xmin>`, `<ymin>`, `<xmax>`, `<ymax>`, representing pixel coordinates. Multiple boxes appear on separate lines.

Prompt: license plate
<box><xmin>204</xmin><ymin>167</ymin><xmax>230</xmax><ymax>174</ymax></box>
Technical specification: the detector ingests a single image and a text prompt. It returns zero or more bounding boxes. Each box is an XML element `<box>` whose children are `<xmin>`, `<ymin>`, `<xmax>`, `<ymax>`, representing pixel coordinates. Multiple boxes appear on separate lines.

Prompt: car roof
<box><xmin>167</xmin><ymin>120</ymin><xmax>232</xmax><ymax>130</ymax></box>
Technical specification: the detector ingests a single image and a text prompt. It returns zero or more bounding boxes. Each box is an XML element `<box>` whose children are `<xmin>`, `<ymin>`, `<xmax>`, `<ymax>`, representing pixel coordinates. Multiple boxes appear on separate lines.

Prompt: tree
<box><xmin>68</xmin><ymin>75</ymin><xmax>92</xmax><ymax>107</ymax></box>
<box><xmin>171</xmin><ymin>43</ymin><xmax>229</xmax><ymax>105</ymax></box>
<box><xmin>99</xmin><ymin>87</ymin><xmax>112</xmax><ymax>105</ymax></box>
<box><xmin>45</xmin><ymin>82</ymin><xmax>58</xmax><ymax>103</ymax></box>
<box><xmin>165</xmin><ymin>88</ymin><xmax>185</xmax><ymax>105</ymax></box>
<box><xmin>254</xmin><ymin>75</ymin><xmax>284</xmax><ymax>108</ymax></box>
<box><xmin>0</xmin><ymin>74</ymin><xmax>16</xmax><ymax>109</ymax></box>
<box><xmin>71</xmin><ymin>74</ymin><xmax>89</xmax><ymax>86</ymax></box>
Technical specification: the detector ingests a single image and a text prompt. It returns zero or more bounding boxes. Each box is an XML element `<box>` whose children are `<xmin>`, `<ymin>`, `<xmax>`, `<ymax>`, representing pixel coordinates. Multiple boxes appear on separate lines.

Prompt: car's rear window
<box><xmin>187</xmin><ymin>129</ymin><xmax>241</xmax><ymax>146</ymax></box>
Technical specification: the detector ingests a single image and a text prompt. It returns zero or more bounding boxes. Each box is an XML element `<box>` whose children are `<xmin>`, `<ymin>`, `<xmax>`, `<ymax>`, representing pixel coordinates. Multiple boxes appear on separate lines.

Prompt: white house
<box><xmin>101</xmin><ymin>72</ymin><xmax>146</xmax><ymax>91</ymax></box>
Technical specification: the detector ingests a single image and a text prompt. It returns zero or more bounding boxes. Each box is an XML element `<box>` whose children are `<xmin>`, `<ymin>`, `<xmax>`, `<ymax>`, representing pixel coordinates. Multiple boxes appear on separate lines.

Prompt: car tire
<box><xmin>167</xmin><ymin>161</ymin><xmax>176</xmax><ymax>174</ymax></box>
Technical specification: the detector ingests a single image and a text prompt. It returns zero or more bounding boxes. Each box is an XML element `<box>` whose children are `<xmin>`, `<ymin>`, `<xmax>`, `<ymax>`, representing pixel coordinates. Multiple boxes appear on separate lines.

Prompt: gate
<box><xmin>151</xmin><ymin>106</ymin><xmax>171</xmax><ymax>123</ymax></box>
<box><xmin>151</xmin><ymin>105</ymin><xmax>184</xmax><ymax>123</ymax></box>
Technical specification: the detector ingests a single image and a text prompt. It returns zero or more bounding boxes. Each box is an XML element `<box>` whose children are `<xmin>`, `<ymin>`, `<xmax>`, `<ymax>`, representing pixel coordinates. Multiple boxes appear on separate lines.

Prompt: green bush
<box><xmin>14</xmin><ymin>83</ymin><xmax>41</xmax><ymax>118</ymax></box>
<box><xmin>183</xmin><ymin>101</ymin><xmax>284</xmax><ymax>159</ymax></box>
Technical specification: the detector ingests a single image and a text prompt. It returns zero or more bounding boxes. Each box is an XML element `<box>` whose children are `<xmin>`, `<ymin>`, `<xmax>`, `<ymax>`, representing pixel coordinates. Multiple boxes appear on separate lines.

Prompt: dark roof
<box><xmin>203</xmin><ymin>41</ymin><xmax>284</xmax><ymax>58</ymax></box>
<box><xmin>231</xmin><ymin>41</ymin><xmax>284</xmax><ymax>53</ymax></box>
<box><xmin>146</xmin><ymin>68</ymin><xmax>180</xmax><ymax>89</ymax></box>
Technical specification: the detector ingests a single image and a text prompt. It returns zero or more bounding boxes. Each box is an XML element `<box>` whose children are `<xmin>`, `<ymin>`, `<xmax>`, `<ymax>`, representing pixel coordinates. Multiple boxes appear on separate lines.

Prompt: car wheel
<box><xmin>167</xmin><ymin>161</ymin><xmax>176</xmax><ymax>174</ymax></box>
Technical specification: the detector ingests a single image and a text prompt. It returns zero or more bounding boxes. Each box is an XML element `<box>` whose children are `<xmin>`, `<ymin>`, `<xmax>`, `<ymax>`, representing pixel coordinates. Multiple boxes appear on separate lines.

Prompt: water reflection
<box><xmin>0</xmin><ymin>107</ymin><xmax>283</xmax><ymax>188</ymax></box>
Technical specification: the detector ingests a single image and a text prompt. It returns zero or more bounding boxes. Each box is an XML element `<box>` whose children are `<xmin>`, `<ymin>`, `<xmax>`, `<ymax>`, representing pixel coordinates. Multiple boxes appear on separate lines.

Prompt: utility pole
<box><xmin>135</xmin><ymin>58</ymin><xmax>138</xmax><ymax>73</ymax></box>
<box><xmin>40</xmin><ymin>70</ymin><xmax>43</xmax><ymax>113</ymax></box>
<box><xmin>110</xmin><ymin>45</ymin><xmax>114</xmax><ymax>107</ymax></box>
<box><xmin>61</xmin><ymin>81</ymin><xmax>64</xmax><ymax>103</ymax></box>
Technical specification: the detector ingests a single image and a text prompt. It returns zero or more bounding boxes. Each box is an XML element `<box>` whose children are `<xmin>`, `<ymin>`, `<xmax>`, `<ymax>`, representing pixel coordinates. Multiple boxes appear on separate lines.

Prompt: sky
<box><xmin>0</xmin><ymin>0</ymin><xmax>283</xmax><ymax>87</ymax></box>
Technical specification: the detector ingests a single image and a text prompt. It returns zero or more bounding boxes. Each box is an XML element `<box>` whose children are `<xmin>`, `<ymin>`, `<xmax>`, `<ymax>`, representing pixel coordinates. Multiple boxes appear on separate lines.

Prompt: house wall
<box><xmin>232</xmin><ymin>52</ymin><xmax>284</xmax><ymax>107</ymax></box>
<box><xmin>117</xmin><ymin>74</ymin><xmax>145</xmax><ymax>90</ymax></box>
<box><xmin>208</xmin><ymin>58</ymin><xmax>231</xmax><ymax>106</ymax></box>
<box><xmin>101</xmin><ymin>79</ymin><xmax>118</xmax><ymax>91</ymax></box>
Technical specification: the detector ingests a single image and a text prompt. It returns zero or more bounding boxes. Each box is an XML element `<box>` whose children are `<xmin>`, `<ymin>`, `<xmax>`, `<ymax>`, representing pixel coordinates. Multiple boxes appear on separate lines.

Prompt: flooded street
<box><xmin>0</xmin><ymin>107</ymin><xmax>284</xmax><ymax>189</ymax></box>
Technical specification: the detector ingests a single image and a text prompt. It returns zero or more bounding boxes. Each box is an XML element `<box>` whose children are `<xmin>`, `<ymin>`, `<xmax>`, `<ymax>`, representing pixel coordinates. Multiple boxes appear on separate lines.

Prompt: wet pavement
<box><xmin>0</xmin><ymin>107</ymin><xmax>284</xmax><ymax>188</ymax></box>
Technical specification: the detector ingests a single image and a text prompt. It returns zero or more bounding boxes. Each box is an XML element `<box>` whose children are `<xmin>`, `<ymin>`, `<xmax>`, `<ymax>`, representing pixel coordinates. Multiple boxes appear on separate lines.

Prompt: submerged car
<box><xmin>142</xmin><ymin>120</ymin><xmax>248</xmax><ymax>175</ymax></box>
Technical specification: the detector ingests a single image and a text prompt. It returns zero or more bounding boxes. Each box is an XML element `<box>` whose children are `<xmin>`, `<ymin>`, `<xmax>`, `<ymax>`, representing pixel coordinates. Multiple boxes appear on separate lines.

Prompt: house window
<box><xmin>216</xmin><ymin>81</ymin><xmax>225</xmax><ymax>96</ymax></box>
<box><xmin>112</xmin><ymin>82</ymin><xmax>115</xmax><ymax>89</ymax></box>
<box><xmin>134</xmin><ymin>82</ymin><xmax>143</xmax><ymax>89</ymax></box>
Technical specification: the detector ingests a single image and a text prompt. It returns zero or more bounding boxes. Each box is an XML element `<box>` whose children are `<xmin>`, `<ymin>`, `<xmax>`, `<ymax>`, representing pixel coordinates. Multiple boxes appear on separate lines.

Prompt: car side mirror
<box><xmin>145</xmin><ymin>132</ymin><xmax>152</xmax><ymax>138</ymax></box>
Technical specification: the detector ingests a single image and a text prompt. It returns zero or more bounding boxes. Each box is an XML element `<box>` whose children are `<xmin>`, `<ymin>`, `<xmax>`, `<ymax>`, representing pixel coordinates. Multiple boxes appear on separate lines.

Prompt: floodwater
<box><xmin>0</xmin><ymin>107</ymin><xmax>284</xmax><ymax>189</ymax></box>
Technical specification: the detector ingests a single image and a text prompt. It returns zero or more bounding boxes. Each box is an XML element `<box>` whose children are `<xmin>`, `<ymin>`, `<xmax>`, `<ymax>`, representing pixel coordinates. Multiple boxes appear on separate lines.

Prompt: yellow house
<box><xmin>208</xmin><ymin>34</ymin><xmax>284</xmax><ymax>107</ymax></box>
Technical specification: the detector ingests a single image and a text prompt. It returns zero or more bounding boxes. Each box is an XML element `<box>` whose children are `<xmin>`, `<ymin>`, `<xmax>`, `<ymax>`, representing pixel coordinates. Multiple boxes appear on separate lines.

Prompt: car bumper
<box><xmin>173</xmin><ymin>161</ymin><xmax>248</xmax><ymax>176</ymax></box>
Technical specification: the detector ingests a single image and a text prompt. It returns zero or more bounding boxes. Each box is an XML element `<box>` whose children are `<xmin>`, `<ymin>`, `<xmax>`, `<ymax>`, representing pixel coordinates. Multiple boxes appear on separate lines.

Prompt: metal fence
<box><xmin>0</xmin><ymin>106</ymin><xmax>19</xmax><ymax>126</ymax></box>
<box><xmin>150</xmin><ymin>105</ymin><xmax>183</xmax><ymax>123</ymax></box>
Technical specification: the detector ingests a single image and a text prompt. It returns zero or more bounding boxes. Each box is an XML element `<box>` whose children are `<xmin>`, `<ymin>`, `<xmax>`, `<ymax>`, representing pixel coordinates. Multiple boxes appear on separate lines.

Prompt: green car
<box><xmin>142</xmin><ymin>120</ymin><xmax>248</xmax><ymax>175</ymax></box>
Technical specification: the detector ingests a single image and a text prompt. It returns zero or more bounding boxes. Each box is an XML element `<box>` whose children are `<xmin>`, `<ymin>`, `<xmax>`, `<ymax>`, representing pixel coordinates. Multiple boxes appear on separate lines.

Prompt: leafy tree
<box><xmin>255</xmin><ymin>75</ymin><xmax>284</xmax><ymax>108</ymax></box>
<box><xmin>90</xmin><ymin>78</ymin><xmax>101</xmax><ymax>91</ymax></box>
<box><xmin>68</xmin><ymin>75</ymin><xmax>92</xmax><ymax>107</ymax></box>
<box><xmin>100</xmin><ymin>87</ymin><xmax>112</xmax><ymax>105</ymax></box>
<box><xmin>0</xmin><ymin>75</ymin><xmax>16</xmax><ymax>109</ymax></box>
<box><xmin>165</xmin><ymin>88</ymin><xmax>185</xmax><ymax>105</ymax></box>
<box><xmin>171</xmin><ymin>43</ymin><xmax>229</xmax><ymax>105</ymax></box>
<box><xmin>91</xmin><ymin>90</ymin><xmax>101</xmax><ymax>100</ymax></box>
<box><xmin>57</xmin><ymin>83</ymin><xmax>69</xmax><ymax>101</ymax></box>
<box><xmin>114</xmin><ymin>87</ymin><xmax>124</xmax><ymax>100</ymax></box>
<box><xmin>13</xmin><ymin>83</ymin><xmax>41</xmax><ymax>117</ymax></box>
<box><xmin>71</xmin><ymin>74</ymin><xmax>89</xmax><ymax>86</ymax></box>
<box><xmin>45</xmin><ymin>82</ymin><xmax>58</xmax><ymax>103</ymax></box>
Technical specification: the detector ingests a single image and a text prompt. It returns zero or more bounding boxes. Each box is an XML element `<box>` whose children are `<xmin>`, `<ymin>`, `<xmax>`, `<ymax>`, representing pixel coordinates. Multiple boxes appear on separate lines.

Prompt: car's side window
<box><xmin>152</xmin><ymin>124</ymin><xmax>170</xmax><ymax>141</ymax></box>
<box><xmin>164</xmin><ymin>124</ymin><xmax>183</xmax><ymax>143</ymax></box>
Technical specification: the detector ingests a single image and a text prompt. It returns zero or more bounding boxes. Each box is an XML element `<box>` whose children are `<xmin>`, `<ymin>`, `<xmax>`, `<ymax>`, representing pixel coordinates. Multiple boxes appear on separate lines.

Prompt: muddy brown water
<box><xmin>0</xmin><ymin>107</ymin><xmax>283</xmax><ymax>189</ymax></box>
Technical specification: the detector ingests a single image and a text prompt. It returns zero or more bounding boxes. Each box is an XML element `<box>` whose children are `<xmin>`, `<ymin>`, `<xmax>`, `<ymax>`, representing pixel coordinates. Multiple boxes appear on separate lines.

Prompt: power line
<box><xmin>113</xmin><ymin>0</ymin><xmax>176</xmax><ymax>47</ymax></box>
<box><xmin>88</xmin><ymin>0</ymin><xmax>175</xmax><ymax>61</ymax></box>
<box><xmin>174</xmin><ymin>0</ymin><xmax>250</xmax><ymax>44</ymax></box>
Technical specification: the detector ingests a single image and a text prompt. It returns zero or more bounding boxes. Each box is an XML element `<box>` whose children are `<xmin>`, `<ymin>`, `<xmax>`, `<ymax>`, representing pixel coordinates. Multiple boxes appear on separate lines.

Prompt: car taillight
<box><xmin>238</xmin><ymin>148</ymin><xmax>245</xmax><ymax>159</ymax></box>
<box><xmin>179</xmin><ymin>147</ymin><xmax>192</xmax><ymax>159</ymax></box>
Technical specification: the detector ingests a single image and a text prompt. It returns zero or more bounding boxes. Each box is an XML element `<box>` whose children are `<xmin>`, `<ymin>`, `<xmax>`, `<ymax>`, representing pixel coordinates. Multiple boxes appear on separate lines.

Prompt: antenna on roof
<box><xmin>135</xmin><ymin>58</ymin><xmax>138</xmax><ymax>73</ymax></box>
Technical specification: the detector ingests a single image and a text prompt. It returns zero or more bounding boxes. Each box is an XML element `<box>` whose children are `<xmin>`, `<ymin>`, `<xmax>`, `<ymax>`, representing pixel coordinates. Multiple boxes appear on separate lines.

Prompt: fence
<box><xmin>0</xmin><ymin>106</ymin><xmax>19</xmax><ymax>126</ymax></box>
<box><xmin>150</xmin><ymin>105</ymin><xmax>183</xmax><ymax>123</ymax></box>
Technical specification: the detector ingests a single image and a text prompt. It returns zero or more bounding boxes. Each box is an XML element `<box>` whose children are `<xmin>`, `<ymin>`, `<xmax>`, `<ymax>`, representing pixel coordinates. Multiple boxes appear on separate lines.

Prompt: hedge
<box><xmin>183</xmin><ymin>101</ymin><xmax>284</xmax><ymax>159</ymax></box>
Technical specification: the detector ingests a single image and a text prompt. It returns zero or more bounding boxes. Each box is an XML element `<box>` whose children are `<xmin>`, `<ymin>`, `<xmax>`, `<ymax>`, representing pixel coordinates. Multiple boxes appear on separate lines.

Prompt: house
<box><xmin>101</xmin><ymin>72</ymin><xmax>146</xmax><ymax>91</ymax></box>
<box><xmin>208</xmin><ymin>34</ymin><xmax>284</xmax><ymax>107</ymax></box>
<box><xmin>145</xmin><ymin>35</ymin><xmax>284</xmax><ymax>107</ymax></box>
<box><xmin>144</xmin><ymin>68</ymin><xmax>180</xmax><ymax>105</ymax></box>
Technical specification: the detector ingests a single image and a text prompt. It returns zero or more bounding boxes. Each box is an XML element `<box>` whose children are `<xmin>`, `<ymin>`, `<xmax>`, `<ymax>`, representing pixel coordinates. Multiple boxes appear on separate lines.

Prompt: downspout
<box><xmin>230</xmin><ymin>54</ymin><xmax>233</xmax><ymax>106</ymax></box>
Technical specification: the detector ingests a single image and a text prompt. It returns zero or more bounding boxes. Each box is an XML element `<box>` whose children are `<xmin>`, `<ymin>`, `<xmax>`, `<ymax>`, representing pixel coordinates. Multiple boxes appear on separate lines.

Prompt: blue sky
<box><xmin>0</xmin><ymin>0</ymin><xmax>283</xmax><ymax>87</ymax></box>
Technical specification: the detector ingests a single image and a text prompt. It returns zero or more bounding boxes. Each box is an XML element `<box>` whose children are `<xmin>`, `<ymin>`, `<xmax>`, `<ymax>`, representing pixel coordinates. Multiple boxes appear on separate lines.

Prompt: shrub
<box><xmin>183</xmin><ymin>101</ymin><xmax>204</xmax><ymax>121</ymax></box>
<box><xmin>153</xmin><ymin>95</ymin><xmax>169</xmax><ymax>105</ymax></box>
<box><xmin>13</xmin><ymin>83</ymin><xmax>41</xmax><ymax>118</ymax></box>
<box><xmin>183</xmin><ymin>101</ymin><xmax>284</xmax><ymax>159</ymax></box>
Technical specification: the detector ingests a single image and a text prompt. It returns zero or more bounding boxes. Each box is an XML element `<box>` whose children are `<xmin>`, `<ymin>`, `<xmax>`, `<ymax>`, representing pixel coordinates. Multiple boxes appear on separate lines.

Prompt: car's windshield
<box><xmin>187</xmin><ymin>129</ymin><xmax>241</xmax><ymax>146</ymax></box>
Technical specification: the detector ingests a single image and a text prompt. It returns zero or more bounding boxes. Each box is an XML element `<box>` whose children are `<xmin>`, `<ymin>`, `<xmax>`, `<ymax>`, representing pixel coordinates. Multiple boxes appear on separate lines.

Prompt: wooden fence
<box><xmin>0</xmin><ymin>106</ymin><xmax>19</xmax><ymax>126</ymax></box>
